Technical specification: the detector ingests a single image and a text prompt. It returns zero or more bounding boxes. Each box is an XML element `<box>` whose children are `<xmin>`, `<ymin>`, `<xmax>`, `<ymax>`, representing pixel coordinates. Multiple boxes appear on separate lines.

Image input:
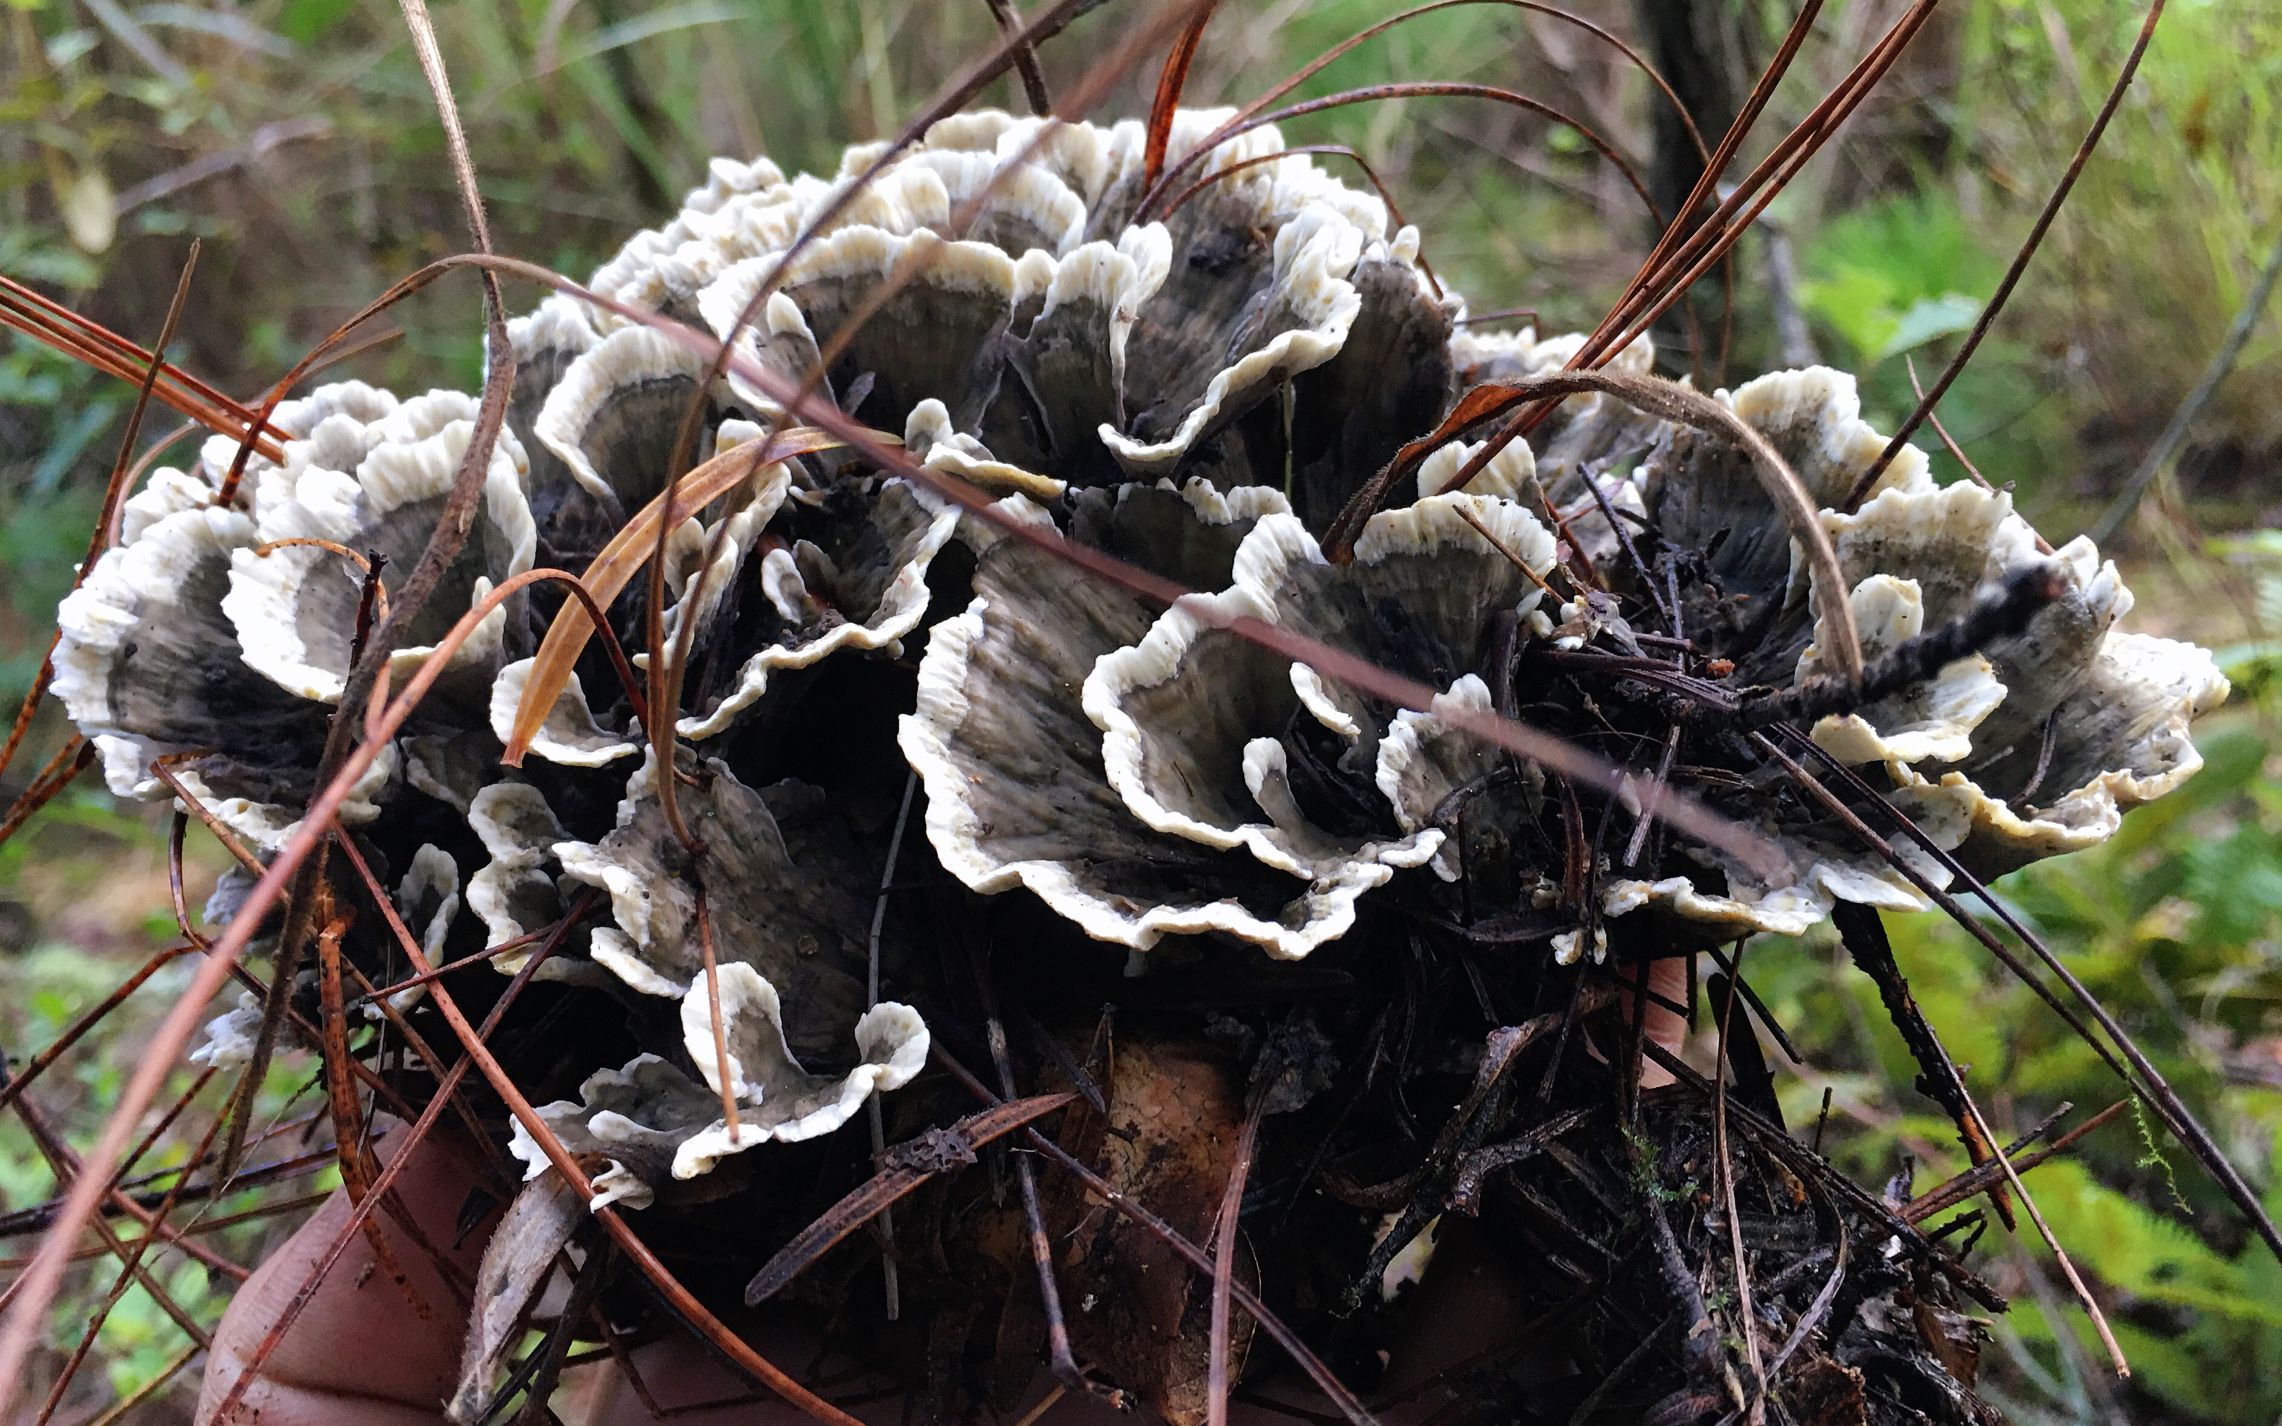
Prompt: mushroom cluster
<box><xmin>56</xmin><ymin>109</ymin><xmax>2223</xmax><ymax>1224</ymax></box>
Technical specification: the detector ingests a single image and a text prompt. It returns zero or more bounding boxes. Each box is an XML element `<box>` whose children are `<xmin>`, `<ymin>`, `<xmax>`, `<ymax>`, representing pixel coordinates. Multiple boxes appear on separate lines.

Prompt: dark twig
<box><xmin>1904</xmin><ymin>1101</ymin><xmax>2129</xmax><ymax>1224</ymax></box>
<box><xmin>1712</xmin><ymin>564</ymin><xmax>2063</xmax><ymax>731</ymax></box>
<box><xmin>981</xmin><ymin>0</ymin><xmax>1054</xmax><ymax>115</ymax></box>
<box><xmin>975</xmin><ymin>950</ymin><xmax>1112</xmax><ymax>1404</ymax></box>
<box><xmin>1773</xmin><ymin>728</ymin><xmax>2282</xmax><ymax>1267</ymax></box>
<box><xmin>1710</xmin><ymin>941</ymin><xmax>1766</xmax><ymax>1422</ymax></box>
<box><xmin>1833</xmin><ymin>905</ymin><xmax>2013</xmax><ymax>1230</ymax></box>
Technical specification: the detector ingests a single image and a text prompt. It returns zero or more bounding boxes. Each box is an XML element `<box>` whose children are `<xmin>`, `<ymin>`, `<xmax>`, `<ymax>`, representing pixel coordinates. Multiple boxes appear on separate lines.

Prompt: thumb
<box><xmin>199</xmin><ymin>1127</ymin><xmax>498</xmax><ymax>1426</ymax></box>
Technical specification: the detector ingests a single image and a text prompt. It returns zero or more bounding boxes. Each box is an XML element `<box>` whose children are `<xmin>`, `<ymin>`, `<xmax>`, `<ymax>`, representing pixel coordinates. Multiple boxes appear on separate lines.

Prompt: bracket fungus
<box><xmin>49</xmin><ymin>107</ymin><xmax>2229</xmax><ymax>1423</ymax></box>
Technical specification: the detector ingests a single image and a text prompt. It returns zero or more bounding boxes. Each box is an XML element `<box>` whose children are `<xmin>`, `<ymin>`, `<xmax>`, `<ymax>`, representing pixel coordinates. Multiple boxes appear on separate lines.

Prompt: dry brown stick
<box><xmin>1903</xmin><ymin>353</ymin><xmax>1997</xmax><ymax>494</ymax></box>
<box><xmin>982</xmin><ymin>0</ymin><xmax>1054</xmax><ymax>114</ymax></box>
<box><xmin>312</xmin><ymin>912</ymin><xmax>418</xmax><ymax>1304</ymax></box>
<box><xmin>0</xmin><ymin>279</ymin><xmax>272</xmax><ymax>456</ymax></box>
<box><xmin>1607</xmin><ymin>0</ymin><xmax>1824</xmax><ymax>336</ymax></box>
<box><xmin>1904</xmin><ymin>1101</ymin><xmax>2130</xmax><ymax>1225</ymax></box>
<box><xmin>1772</xmin><ymin>727</ymin><xmax>2282</xmax><ymax>1268</ymax></box>
<box><xmin>1833</xmin><ymin>904</ymin><xmax>2014</xmax><ymax>1230</ymax></box>
<box><xmin>1597</xmin><ymin>1</ymin><xmax>1933</xmax><ymax>367</ymax></box>
<box><xmin>1143</xmin><ymin>0</ymin><xmax>1217</xmax><ymax>187</ymax></box>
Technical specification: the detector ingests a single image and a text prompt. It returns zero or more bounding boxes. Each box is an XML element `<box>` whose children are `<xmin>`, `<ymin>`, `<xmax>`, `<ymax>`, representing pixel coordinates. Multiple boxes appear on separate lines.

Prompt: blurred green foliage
<box><xmin>2</xmin><ymin>0</ymin><xmax>2280</xmax><ymax>1420</ymax></box>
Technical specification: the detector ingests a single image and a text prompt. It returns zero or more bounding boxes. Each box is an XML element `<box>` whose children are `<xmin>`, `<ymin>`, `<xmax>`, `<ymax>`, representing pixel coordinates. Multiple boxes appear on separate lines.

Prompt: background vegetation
<box><xmin>2</xmin><ymin>0</ymin><xmax>2278</xmax><ymax>1420</ymax></box>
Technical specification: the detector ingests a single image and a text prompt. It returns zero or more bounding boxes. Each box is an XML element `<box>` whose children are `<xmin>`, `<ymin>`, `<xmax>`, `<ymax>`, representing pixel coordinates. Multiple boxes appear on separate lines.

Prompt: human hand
<box><xmin>201</xmin><ymin>961</ymin><xmax>1688</xmax><ymax>1424</ymax></box>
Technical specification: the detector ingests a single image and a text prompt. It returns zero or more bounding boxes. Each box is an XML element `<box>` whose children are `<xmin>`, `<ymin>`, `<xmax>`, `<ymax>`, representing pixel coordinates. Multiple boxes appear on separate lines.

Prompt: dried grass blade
<box><xmin>1206</xmin><ymin>1100</ymin><xmax>1262</xmax><ymax>1426</ymax></box>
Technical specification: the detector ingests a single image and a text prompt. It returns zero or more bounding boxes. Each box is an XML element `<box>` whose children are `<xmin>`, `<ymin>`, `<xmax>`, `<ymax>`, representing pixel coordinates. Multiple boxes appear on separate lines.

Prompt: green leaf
<box><xmin>278</xmin><ymin>0</ymin><xmax>352</xmax><ymax>46</ymax></box>
<box><xmin>1875</xmin><ymin>292</ymin><xmax>1984</xmax><ymax>362</ymax></box>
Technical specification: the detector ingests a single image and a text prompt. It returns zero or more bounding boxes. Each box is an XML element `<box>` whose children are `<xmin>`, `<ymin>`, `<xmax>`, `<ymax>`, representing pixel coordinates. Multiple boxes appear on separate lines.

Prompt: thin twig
<box><xmin>867</xmin><ymin>772</ymin><xmax>918</xmax><ymax>1321</ymax></box>
<box><xmin>1710</xmin><ymin>942</ymin><xmax>1766</xmax><ymax>1423</ymax></box>
<box><xmin>981</xmin><ymin>0</ymin><xmax>1053</xmax><ymax>115</ymax></box>
<box><xmin>1208</xmin><ymin>1098</ymin><xmax>1264</xmax><ymax>1426</ymax></box>
<box><xmin>1953</xmin><ymin>1081</ymin><xmax>2130</xmax><ymax>1377</ymax></box>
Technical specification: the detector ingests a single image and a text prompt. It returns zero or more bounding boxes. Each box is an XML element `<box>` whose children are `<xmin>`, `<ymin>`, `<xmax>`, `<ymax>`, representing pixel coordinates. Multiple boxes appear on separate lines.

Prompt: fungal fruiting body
<box><xmin>51</xmin><ymin>110</ymin><xmax>2223</xmax><ymax>1418</ymax></box>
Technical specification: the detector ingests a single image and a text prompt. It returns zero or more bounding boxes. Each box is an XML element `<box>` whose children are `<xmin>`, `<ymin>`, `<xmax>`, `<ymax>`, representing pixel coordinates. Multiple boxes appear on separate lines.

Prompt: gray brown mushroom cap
<box><xmin>897</xmin><ymin>481</ymin><xmax>1404</xmax><ymax>958</ymax></box>
<box><xmin>224</xmin><ymin>390</ymin><xmax>538</xmax><ymax>709</ymax></box>
<box><xmin>550</xmin><ymin>750</ymin><xmax>872</xmax><ymax>1060</ymax></box>
<box><xmin>506</xmin><ymin>966</ymin><xmax>927</xmax><ymax>1208</ymax></box>
<box><xmin>1084</xmin><ymin>494</ymin><xmax>1556</xmax><ymax>897</ymax></box>
<box><xmin>1578</xmin><ymin>370</ymin><xmax>2228</xmax><ymax>935</ymax></box>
